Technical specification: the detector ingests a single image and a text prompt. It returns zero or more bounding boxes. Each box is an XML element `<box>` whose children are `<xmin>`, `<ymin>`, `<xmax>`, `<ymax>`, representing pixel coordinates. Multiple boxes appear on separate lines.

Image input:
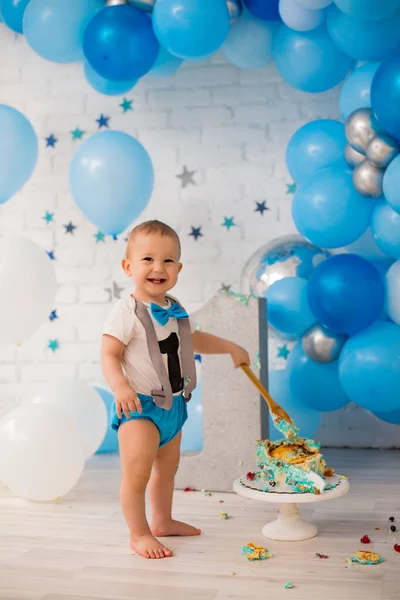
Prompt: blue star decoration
<box><xmin>120</xmin><ymin>98</ymin><xmax>133</xmax><ymax>113</ymax></box>
<box><xmin>189</xmin><ymin>226</ymin><xmax>203</xmax><ymax>241</ymax></box>
<box><xmin>49</xmin><ymin>310</ymin><xmax>58</xmax><ymax>322</ymax></box>
<box><xmin>96</xmin><ymin>114</ymin><xmax>110</xmax><ymax>129</ymax></box>
<box><xmin>277</xmin><ymin>344</ymin><xmax>290</xmax><ymax>360</ymax></box>
<box><xmin>48</xmin><ymin>339</ymin><xmax>59</xmax><ymax>353</ymax></box>
<box><xmin>70</xmin><ymin>127</ymin><xmax>85</xmax><ymax>140</ymax></box>
<box><xmin>286</xmin><ymin>182</ymin><xmax>297</xmax><ymax>195</ymax></box>
<box><xmin>64</xmin><ymin>221</ymin><xmax>77</xmax><ymax>234</ymax></box>
<box><xmin>255</xmin><ymin>201</ymin><xmax>269</xmax><ymax>216</ymax></box>
<box><xmin>94</xmin><ymin>231</ymin><xmax>106</xmax><ymax>243</ymax></box>
<box><xmin>46</xmin><ymin>250</ymin><xmax>55</xmax><ymax>260</ymax></box>
<box><xmin>222</xmin><ymin>217</ymin><xmax>236</xmax><ymax>231</ymax></box>
<box><xmin>42</xmin><ymin>210</ymin><xmax>54</xmax><ymax>224</ymax></box>
<box><xmin>45</xmin><ymin>134</ymin><xmax>57</xmax><ymax>148</ymax></box>
<box><xmin>195</xmin><ymin>354</ymin><xmax>202</xmax><ymax>362</ymax></box>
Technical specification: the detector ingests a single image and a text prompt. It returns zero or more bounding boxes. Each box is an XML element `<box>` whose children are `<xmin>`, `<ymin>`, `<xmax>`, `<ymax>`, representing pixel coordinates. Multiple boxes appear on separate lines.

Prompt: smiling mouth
<box><xmin>147</xmin><ymin>278</ymin><xmax>166</xmax><ymax>285</ymax></box>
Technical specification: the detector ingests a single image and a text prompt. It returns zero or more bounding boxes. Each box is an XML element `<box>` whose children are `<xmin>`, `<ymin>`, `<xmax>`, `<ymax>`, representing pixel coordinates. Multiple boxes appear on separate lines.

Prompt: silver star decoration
<box><xmin>176</xmin><ymin>165</ymin><xmax>196</xmax><ymax>189</ymax></box>
<box><xmin>104</xmin><ymin>281</ymin><xmax>124</xmax><ymax>302</ymax></box>
<box><xmin>219</xmin><ymin>283</ymin><xmax>232</xmax><ymax>292</ymax></box>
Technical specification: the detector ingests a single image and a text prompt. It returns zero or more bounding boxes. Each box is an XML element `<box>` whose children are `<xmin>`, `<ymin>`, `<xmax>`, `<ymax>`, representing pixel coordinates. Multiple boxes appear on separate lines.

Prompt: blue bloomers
<box><xmin>111</xmin><ymin>393</ymin><xmax>188</xmax><ymax>448</ymax></box>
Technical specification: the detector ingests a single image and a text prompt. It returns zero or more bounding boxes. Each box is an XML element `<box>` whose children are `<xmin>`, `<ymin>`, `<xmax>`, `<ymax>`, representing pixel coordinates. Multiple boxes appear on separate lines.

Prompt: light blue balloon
<box><xmin>273</xmin><ymin>24</ymin><xmax>353</xmax><ymax>93</ymax></box>
<box><xmin>94</xmin><ymin>387</ymin><xmax>118</xmax><ymax>454</ymax></box>
<box><xmin>333</xmin><ymin>0</ymin><xmax>400</xmax><ymax>21</ymax></box>
<box><xmin>383</xmin><ymin>155</ymin><xmax>400</xmax><ymax>213</ymax></box>
<box><xmin>0</xmin><ymin>105</ymin><xmax>38</xmax><ymax>204</ymax></box>
<box><xmin>279</xmin><ymin>0</ymin><xmax>325</xmax><ymax>32</ymax></box>
<box><xmin>267</xmin><ymin>276</ymin><xmax>317</xmax><ymax>337</ymax></box>
<box><xmin>268</xmin><ymin>370</ymin><xmax>321</xmax><ymax>441</ymax></box>
<box><xmin>286</xmin><ymin>119</ymin><xmax>346</xmax><ymax>184</ymax></box>
<box><xmin>297</xmin><ymin>0</ymin><xmax>332</xmax><ymax>7</ymax></box>
<box><xmin>84</xmin><ymin>61</ymin><xmax>137</xmax><ymax>96</ymax></box>
<box><xmin>69</xmin><ymin>131</ymin><xmax>154</xmax><ymax>235</ymax></box>
<box><xmin>287</xmin><ymin>342</ymin><xmax>350</xmax><ymax>411</ymax></box>
<box><xmin>221</xmin><ymin>8</ymin><xmax>278</xmax><ymax>69</ymax></box>
<box><xmin>385</xmin><ymin>260</ymin><xmax>400</xmax><ymax>326</ymax></box>
<box><xmin>345</xmin><ymin>226</ymin><xmax>389</xmax><ymax>260</ymax></box>
<box><xmin>327</xmin><ymin>4</ymin><xmax>400</xmax><ymax>61</ymax></box>
<box><xmin>339</xmin><ymin>62</ymin><xmax>380</xmax><ymax>121</ymax></box>
<box><xmin>1</xmin><ymin>0</ymin><xmax>30</xmax><ymax>33</ymax></box>
<box><xmin>23</xmin><ymin>0</ymin><xmax>103</xmax><ymax>63</ymax></box>
<box><xmin>181</xmin><ymin>380</ymin><xmax>203</xmax><ymax>453</ymax></box>
<box><xmin>153</xmin><ymin>0</ymin><xmax>230</xmax><ymax>60</ymax></box>
<box><xmin>373</xmin><ymin>407</ymin><xmax>400</xmax><ymax>424</ymax></box>
<box><xmin>339</xmin><ymin>321</ymin><xmax>400</xmax><ymax>412</ymax></box>
<box><xmin>371</xmin><ymin>198</ymin><xmax>400</xmax><ymax>259</ymax></box>
<box><xmin>148</xmin><ymin>46</ymin><xmax>183</xmax><ymax>77</ymax></box>
<box><xmin>292</xmin><ymin>166</ymin><xmax>373</xmax><ymax>248</ymax></box>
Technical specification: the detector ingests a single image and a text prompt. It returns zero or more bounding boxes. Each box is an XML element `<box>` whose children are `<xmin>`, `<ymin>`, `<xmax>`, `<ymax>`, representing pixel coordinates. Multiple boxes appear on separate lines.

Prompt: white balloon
<box><xmin>385</xmin><ymin>261</ymin><xmax>400</xmax><ymax>326</ymax></box>
<box><xmin>279</xmin><ymin>0</ymin><xmax>325</xmax><ymax>31</ymax></box>
<box><xmin>26</xmin><ymin>379</ymin><xmax>108</xmax><ymax>459</ymax></box>
<box><xmin>0</xmin><ymin>403</ymin><xmax>84</xmax><ymax>502</ymax></box>
<box><xmin>0</xmin><ymin>236</ymin><xmax>56</xmax><ymax>345</ymax></box>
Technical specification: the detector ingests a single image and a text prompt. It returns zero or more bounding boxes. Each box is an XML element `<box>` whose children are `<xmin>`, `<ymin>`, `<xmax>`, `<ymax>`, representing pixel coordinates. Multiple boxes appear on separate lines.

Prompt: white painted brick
<box><xmin>52</xmin><ymin>342</ymin><xmax>100</xmax><ymax>363</ymax></box>
<box><xmin>202</xmin><ymin>125</ymin><xmax>267</xmax><ymax>146</ymax></box>
<box><xmin>169</xmin><ymin>106</ymin><xmax>233</xmax><ymax>128</ymax></box>
<box><xmin>55</xmin><ymin>284</ymin><xmax>79</xmax><ymax>305</ymax></box>
<box><xmin>0</xmin><ymin>364</ymin><xmax>18</xmax><ymax>383</ymax></box>
<box><xmin>147</xmin><ymin>87</ymin><xmax>211</xmax><ymax>109</ymax></box>
<box><xmin>78</xmin><ymin>362</ymin><xmax>104</xmax><ymax>383</ymax></box>
<box><xmin>211</xmin><ymin>84</ymin><xmax>280</xmax><ymax>106</ymax></box>
<box><xmin>80</xmin><ymin>286</ymin><xmax>111</xmax><ymax>304</ymax></box>
<box><xmin>20</xmin><ymin>363</ymin><xmax>77</xmax><ymax>382</ymax></box>
<box><xmin>173</xmin><ymin>65</ymin><xmax>241</xmax><ymax>88</ymax></box>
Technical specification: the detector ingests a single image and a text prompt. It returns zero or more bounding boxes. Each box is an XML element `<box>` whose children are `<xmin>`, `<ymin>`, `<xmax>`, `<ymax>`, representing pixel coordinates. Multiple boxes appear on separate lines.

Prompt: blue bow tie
<box><xmin>150</xmin><ymin>302</ymin><xmax>189</xmax><ymax>326</ymax></box>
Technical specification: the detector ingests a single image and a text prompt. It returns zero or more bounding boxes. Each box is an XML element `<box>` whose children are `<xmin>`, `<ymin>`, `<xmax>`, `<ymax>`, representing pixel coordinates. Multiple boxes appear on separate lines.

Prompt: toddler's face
<box><xmin>122</xmin><ymin>232</ymin><xmax>182</xmax><ymax>299</ymax></box>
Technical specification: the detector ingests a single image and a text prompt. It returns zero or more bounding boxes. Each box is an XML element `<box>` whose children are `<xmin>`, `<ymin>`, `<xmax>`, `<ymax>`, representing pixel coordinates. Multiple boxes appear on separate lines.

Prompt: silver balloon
<box><xmin>366</xmin><ymin>134</ymin><xmax>399</xmax><ymax>168</ymax></box>
<box><xmin>227</xmin><ymin>0</ymin><xmax>243</xmax><ymax>23</ymax></box>
<box><xmin>345</xmin><ymin>108</ymin><xmax>382</xmax><ymax>154</ymax></box>
<box><xmin>352</xmin><ymin>160</ymin><xmax>384</xmax><ymax>198</ymax></box>
<box><xmin>107</xmin><ymin>0</ymin><xmax>128</xmax><ymax>4</ymax></box>
<box><xmin>344</xmin><ymin>143</ymin><xmax>365</xmax><ymax>168</ymax></box>
<box><xmin>127</xmin><ymin>0</ymin><xmax>155</xmax><ymax>11</ymax></box>
<box><xmin>302</xmin><ymin>324</ymin><xmax>347</xmax><ymax>364</ymax></box>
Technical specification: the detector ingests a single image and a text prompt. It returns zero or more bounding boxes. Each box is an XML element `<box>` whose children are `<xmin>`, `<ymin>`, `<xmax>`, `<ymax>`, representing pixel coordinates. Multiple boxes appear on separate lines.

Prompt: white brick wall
<box><xmin>0</xmin><ymin>24</ymin><xmax>341</xmax><ymax>415</ymax></box>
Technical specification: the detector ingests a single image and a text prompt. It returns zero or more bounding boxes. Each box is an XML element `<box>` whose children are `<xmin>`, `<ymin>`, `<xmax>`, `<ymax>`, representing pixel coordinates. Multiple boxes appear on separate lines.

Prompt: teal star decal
<box><xmin>49</xmin><ymin>310</ymin><xmax>58</xmax><ymax>322</ymax></box>
<box><xmin>222</xmin><ymin>217</ymin><xmax>236</xmax><ymax>230</ymax></box>
<box><xmin>70</xmin><ymin>127</ymin><xmax>85</xmax><ymax>140</ymax></box>
<box><xmin>42</xmin><ymin>211</ymin><xmax>54</xmax><ymax>224</ymax></box>
<box><xmin>94</xmin><ymin>231</ymin><xmax>106</xmax><ymax>243</ymax></box>
<box><xmin>277</xmin><ymin>344</ymin><xmax>290</xmax><ymax>360</ymax></box>
<box><xmin>120</xmin><ymin>98</ymin><xmax>133</xmax><ymax>113</ymax></box>
<box><xmin>48</xmin><ymin>339</ymin><xmax>59</xmax><ymax>352</ymax></box>
<box><xmin>286</xmin><ymin>182</ymin><xmax>297</xmax><ymax>195</ymax></box>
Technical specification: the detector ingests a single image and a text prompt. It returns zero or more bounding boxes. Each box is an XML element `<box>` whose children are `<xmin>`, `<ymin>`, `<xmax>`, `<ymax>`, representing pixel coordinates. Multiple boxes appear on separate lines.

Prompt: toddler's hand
<box><xmin>230</xmin><ymin>344</ymin><xmax>251</xmax><ymax>369</ymax></box>
<box><xmin>115</xmin><ymin>382</ymin><xmax>142</xmax><ymax>419</ymax></box>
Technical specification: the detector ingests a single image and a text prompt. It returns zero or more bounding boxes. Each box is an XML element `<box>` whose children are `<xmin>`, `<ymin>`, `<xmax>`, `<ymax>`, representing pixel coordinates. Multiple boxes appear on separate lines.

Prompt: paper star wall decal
<box><xmin>220</xmin><ymin>283</ymin><xmax>232</xmax><ymax>292</ymax></box>
<box><xmin>96</xmin><ymin>114</ymin><xmax>110</xmax><ymax>129</ymax></box>
<box><xmin>195</xmin><ymin>354</ymin><xmax>202</xmax><ymax>362</ymax></box>
<box><xmin>255</xmin><ymin>201</ymin><xmax>269</xmax><ymax>215</ymax></box>
<box><xmin>104</xmin><ymin>281</ymin><xmax>124</xmax><ymax>302</ymax></box>
<box><xmin>42</xmin><ymin>211</ymin><xmax>54</xmax><ymax>224</ymax></box>
<box><xmin>94</xmin><ymin>231</ymin><xmax>106</xmax><ymax>243</ymax></box>
<box><xmin>189</xmin><ymin>226</ymin><xmax>203</xmax><ymax>240</ymax></box>
<box><xmin>70</xmin><ymin>127</ymin><xmax>85</xmax><ymax>140</ymax></box>
<box><xmin>49</xmin><ymin>309</ymin><xmax>58</xmax><ymax>322</ymax></box>
<box><xmin>64</xmin><ymin>221</ymin><xmax>77</xmax><ymax>234</ymax></box>
<box><xmin>176</xmin><ymin>166</ymin><xmax>196</xmax><ymax>189</ymax></box>
<box><xmin>277</xmin><ymin>344</ymin><xmax>290</xmax><ymax>360</ymax></box>
<box><xmin>48</xmin><ymin>339</ymin><xmax>59</xmax><ymax>352</ymax></box>
<box><xmin>46</xmin><ymin>250</ymin><xmax>55</xmax><ymax>260</ymax></box>
<box><xmin>286</xmin><ymin>182</ymin><xmax>297</xmax><ymax>195</ymax></box>
<box><xmin>45</xmin><ymin>134</ymin><xmax>57</xmax><ymax>148</ymax></box>
<box><xmin>120</xmin><ymin>98</ymin><xmax>133</xmax><ymax>112</ymax></box>
<box><xmin>222</xmin><ymin>217</ymin><xmax>236</xmax><ymax>230</ymax></box>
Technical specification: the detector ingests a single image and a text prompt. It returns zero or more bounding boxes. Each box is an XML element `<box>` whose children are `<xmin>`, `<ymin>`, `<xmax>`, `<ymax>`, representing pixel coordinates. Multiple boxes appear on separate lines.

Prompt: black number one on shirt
<box><xmin>158</xmin><ymin>333</ymin><xmax>183</xmax><ymax>394</ymax></box>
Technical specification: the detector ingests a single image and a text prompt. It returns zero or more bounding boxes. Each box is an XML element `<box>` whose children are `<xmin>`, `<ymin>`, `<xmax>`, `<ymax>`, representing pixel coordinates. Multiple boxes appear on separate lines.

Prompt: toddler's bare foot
<box><xmin>130</xmin><ymin>534</ymin><xmax>173</xmax><ymax>559</ymax></box>
<box><xmin>151</xmin><ymin>519</ymin><xmax>201</xmax><ymax>537</ymax></box>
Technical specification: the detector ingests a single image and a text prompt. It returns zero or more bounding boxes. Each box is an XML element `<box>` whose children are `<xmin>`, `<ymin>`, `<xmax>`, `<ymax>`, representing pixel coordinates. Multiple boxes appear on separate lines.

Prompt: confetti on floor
<box><xmin>283</xmin><ymin>581</ymin><xmax>294</xmax><ymax>589</ymax></box>
<box><xmin>220</xmin><ymin>511</ymin><xmax>229</xmax><ymax>520</ymax></box>
<box><xmin>360</xmin><ymin>535</ymin><xmax>371</xmax><ymax>544</ymax></box>
<box><xmin>242</xmin><ymin>543</ymin><xmax>272</xmax><ymax>561</ymax></box>
<box><xmin>184</xmin><ymin>487</ymin><xmax>196</xmax><ymax>492</ymax></box>
<box><xmin>315</xmin><ymin>553</ymin><xmax>329</xmax><ymax>559</ymax></box>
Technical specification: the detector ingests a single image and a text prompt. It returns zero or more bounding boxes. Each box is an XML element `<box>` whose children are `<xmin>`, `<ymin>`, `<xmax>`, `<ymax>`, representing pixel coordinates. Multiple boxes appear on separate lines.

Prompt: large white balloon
<box><xmin>0</xmin><ymin>403</ymin><xmax>84</xmax><ymax>502</ymax></box>
<box><xmin>0</xmin><ymin>236</ymin><xmax>57</xmax><ymax>345</ymax></box>
<box><xmin>385</xmin><ymin>260</ymin><xmax>400</xmax><ymax>326</ymax></box>
<box><xmin>26</xmin><ymin>379</ymin><xmax>108</xmax><ymax>459</ymax></box>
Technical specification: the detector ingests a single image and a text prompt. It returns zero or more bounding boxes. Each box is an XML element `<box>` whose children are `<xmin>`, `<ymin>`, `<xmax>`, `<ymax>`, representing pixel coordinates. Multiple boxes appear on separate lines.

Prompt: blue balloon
<box><xmin>383</xmin><ymin>155</ymin><xmax>400</xmax><ymax>210</ymax></box>
<box><xmin>273</xmin><ymin>24</ymin><xmax>353</xmax><ymax>93</ymax></box>
<box><xmin>339</xmin><ymin>321</ymin><xmax>400</xmax><ymax>412</ymax></box>
<box><xmin>221</xmin><ymin>8</ymin><xmax>278</xmax><ymax>69</ymax></box>
<box><xmin>0</xmin><ymin>105</ymin><xmax>38</xmax><ymax>205</ymax></box>
<box><xmin>373</xmin><ymin>407</ymin><xmax>400</xmax><ymax>424</ymax></box>
<box><xmin>84</xmin><ymin>5</ymin><xmax>158</xmax><ymax>81</ymax></box>
<box><xmin>339</xmin><ymin>62</ymin><xmax>380</xmax><ymax>121</ymax></box>
<box><xmin>84</xmin><ymin>61</ymin><xmax>137</xmax><ymax>96</ymax></box>
<box><xmin>371</xmin><ymin>198</ymin><xmax>400</xmax><ymax>259</ymax></box>
<box><xmin>268</xmin><ymin>370</ymin><xmax>321</xmax><ymax>441</ymax></box>
<box><xmin>181</xmin><ymin>380</ymin><xmax>203</xmax><ymax>453</ymax></box>
<box><xmin>244</xmin><ymin>0</ymin><xmax>280</xmax><ymax>20</ymax></box>
<box><xmin>333</xmin><ymin>0</ymin><xmax>400</xmax><ymax>21</ymax></box>
<box><xmin>1</xmin><ymin>0</ymin><xmax>30</xmax><ymax>33</ymax></box>
<box><xmin>148</xmin><ymin>47</ymin><xmax>183</xmax><ymax>77</ymax></box>
<box><xmin>292</xmin><ymin>166</ymin><xmax>373</xmax><ymax>248</ymax></box>
<box><xmin>307</xmin><ymin>254</ymin><xmax>385</xmax><ymax>335</ymax></box>
<box><xmin>267</xmin><ymin>276</ymin><xmax>317</xmax><ymax>337</ymax></box>
<box><xmin>345</xmin><ymin>226</ymin><xmax>390</xmax><ymax>260</ymax></box>
<box><xmin>23</xmin><ymin>0</ymin><xmax>103</xmax><ymax>63</ymax></box>
<box><xmin>327</xmin><ymin>5</ymin><xmax>400</xmax><ymax>62</ymax></box>
<box><xmin>279</xmin><ymin>0</ymin><xmax>325</xmax><ymax>32</ymax></box>
<box><xmin>371</xmin><ymin>49</ymin><xmax>400</xmax><ymax>142</ymax></box>
<box><xmin>287</xmin><ymin>342</ymin><xmax>350</xmax><ymax>411</ymax></box>
<box><xmin>286</xmin><ymin>119</ymin><xmax>346</xmax><ymax>184</ymax></box>
<box><xmin>69</xmin><ymin>131</ymin><xmax>154</xmax><ymax>235</ymax></box>
<box><xmin>153</xmin><ymin>0</ymin><xmax>230</xmax><ymax>60</ymax></box>
<box><xmin>94</xmin><ymin>387</ymin><xmax>118</xmax><ymax>454</ymax></box>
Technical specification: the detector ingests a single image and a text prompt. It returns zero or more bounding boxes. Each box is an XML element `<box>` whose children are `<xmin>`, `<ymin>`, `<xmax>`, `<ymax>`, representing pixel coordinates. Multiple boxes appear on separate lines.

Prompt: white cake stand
<box><xmin>234</xmin><ymin>475</ymin><xmax>349</xmax><ymax>541</ymax></box>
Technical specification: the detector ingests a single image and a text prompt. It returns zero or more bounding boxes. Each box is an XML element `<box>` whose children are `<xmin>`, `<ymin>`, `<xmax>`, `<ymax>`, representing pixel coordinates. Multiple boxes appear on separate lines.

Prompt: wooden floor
<box><xmin>0</xmin><ymin>449</ymin><xmax>399</xmax><ymax>600</ymax></box>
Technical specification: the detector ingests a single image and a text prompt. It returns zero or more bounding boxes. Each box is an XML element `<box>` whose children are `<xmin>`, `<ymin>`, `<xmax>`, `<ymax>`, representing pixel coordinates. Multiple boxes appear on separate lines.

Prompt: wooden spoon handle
<box><xmin>240</xmin><ymin>364</ymin><xmax>280</xmax><ymax>411</ymax></box>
